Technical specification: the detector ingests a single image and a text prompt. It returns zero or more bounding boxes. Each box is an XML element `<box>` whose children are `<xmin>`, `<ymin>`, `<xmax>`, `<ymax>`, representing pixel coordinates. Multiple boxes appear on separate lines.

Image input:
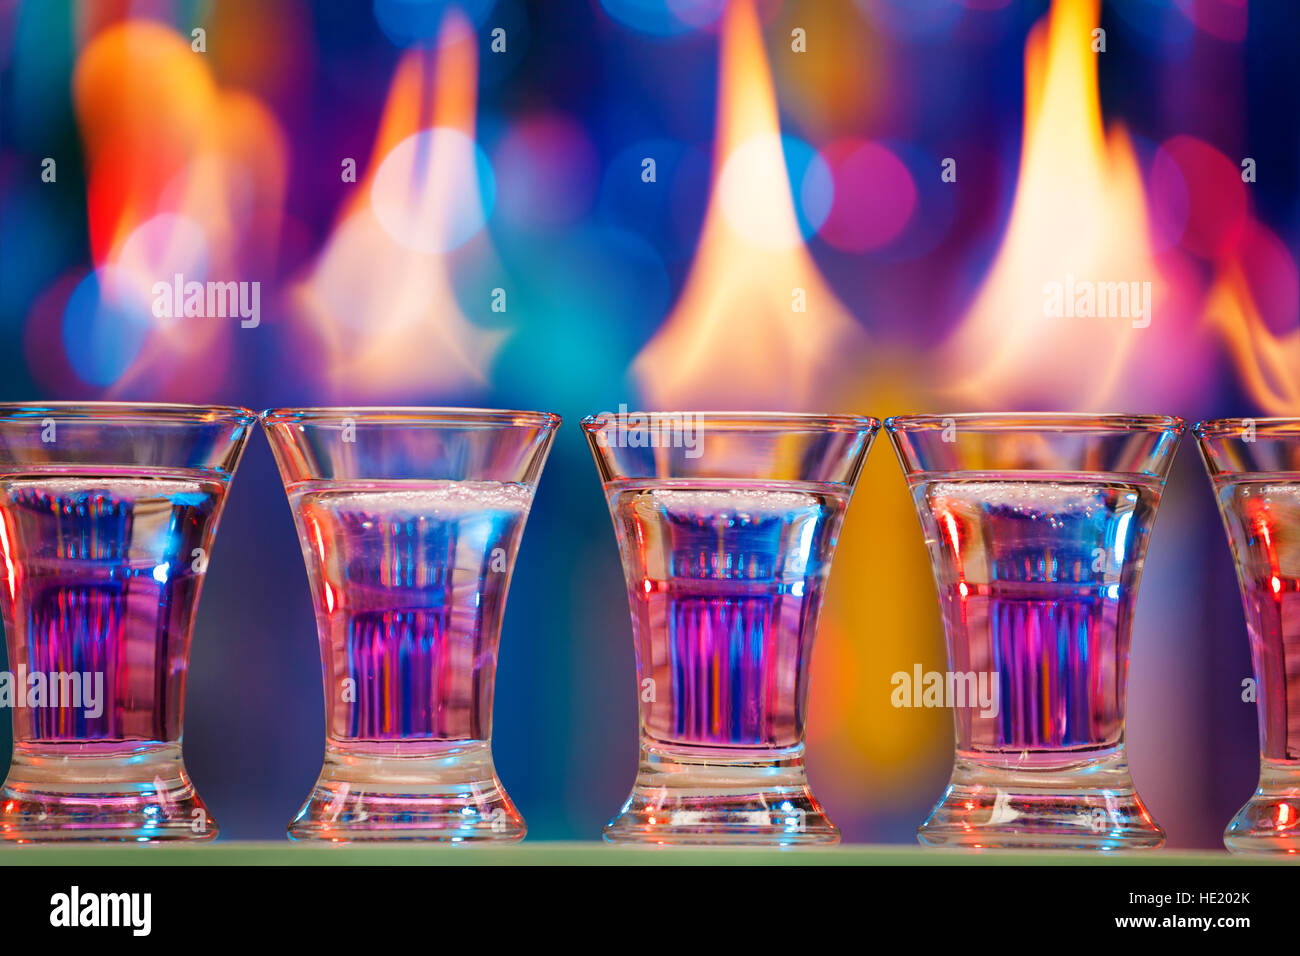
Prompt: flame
<box><xmin>1207</xmin><ymin>258</ymin><xmax>1300</xmax><ymax>415</ymax></box>
<box><xmin>288</xmin><ymin>10</ymin><xmax>505</xmax><ymax>398</ymax></box>
<box><xmin>0</xmin><ymin>510</ymin><xmax>16</xmax><ymax>602</ymax></box>
<box><xmin>69</xmin><ymin>19</ymin><xmax>287</xmax><ymax>396</ymax></box>
<box><xmin>632</xmin><ymin>0</ymin><xmax>864</xmax><ymax>410</ymax></box>
<box><xmin>940</xmin><ymin>0</ymin><xmax>1173</xmax><ymax>409</ymax></box>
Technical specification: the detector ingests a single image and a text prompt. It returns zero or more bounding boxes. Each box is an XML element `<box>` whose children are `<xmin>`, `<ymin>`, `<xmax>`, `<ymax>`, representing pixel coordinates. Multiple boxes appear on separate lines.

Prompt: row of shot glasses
<box><xmin>0</xmin><ymin>404</ymin><xmax>1293</xmax><ymax>853</ymax></box>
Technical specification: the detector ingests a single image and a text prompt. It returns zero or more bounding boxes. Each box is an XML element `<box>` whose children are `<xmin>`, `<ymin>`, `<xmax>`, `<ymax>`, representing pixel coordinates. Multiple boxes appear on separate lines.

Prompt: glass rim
<box><xmin>1193</xmin><ymin>417</ymin><xmax>1300</xmax><ymax>439</ymax></box>
<box><xmin>580</xmin><ymin>411</ymin><xmax>879</xmax><ymax>433</ymax></box>
<box><xmin>0</xmin><ymin>400</ymin><xmax>257</xmax><ymax>424</ymax></box>
<box><xmin>261</xmin><ymin>406</ymin><xmax>561</xmax><ymax>429</ymax></box>
<box><xmin>885</xmin><ymin>412</ymin><xmax>1185</xmax><ymax>434</ymax></box>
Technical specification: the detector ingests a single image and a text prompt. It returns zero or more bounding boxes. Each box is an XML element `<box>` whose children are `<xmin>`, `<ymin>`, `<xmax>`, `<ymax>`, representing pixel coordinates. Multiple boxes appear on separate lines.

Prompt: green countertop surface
<box><xmin>0</xmin><ymin>842</ymin><xmax>1289</xmax><ymax>865</ymax></box>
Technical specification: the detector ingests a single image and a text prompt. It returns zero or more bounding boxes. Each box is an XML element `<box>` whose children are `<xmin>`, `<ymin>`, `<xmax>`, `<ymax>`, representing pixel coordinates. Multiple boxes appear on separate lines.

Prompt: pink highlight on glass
<box><xmin>263</xmin><ymin>407</ymin><xmax>558</xmax><ymax>842</ymax></box>
<box><xmin>889</xmin><ymin>413</ymin><xmax>1183</xmax><ymax>851</ymax></box>
<box><xmin>1197</xmin><ymin>417</ymin><xmax>1300</xmax><ymax>854</ymax></box>
<box><xmin>0</xmin><ymin>402</ymin><xmax>255</xmax><ymax>843</ymax></box>
<box><xmin>585</xmin><ymin>411</ymin><xmax>877</xmax><ymax>845</ymax></box>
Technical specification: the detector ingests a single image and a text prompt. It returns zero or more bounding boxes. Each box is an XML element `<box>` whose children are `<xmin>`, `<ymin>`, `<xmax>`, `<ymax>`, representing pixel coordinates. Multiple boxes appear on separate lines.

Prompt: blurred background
<box><xmin>0</xmin><ymin>0</ymin><xmax>1296</xmax><ymax>846</ymax></box>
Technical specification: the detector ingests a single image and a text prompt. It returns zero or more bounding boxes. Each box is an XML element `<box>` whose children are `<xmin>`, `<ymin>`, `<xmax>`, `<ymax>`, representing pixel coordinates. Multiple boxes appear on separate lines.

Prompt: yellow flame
<box><xmin>941</xmin><ymin>0</ymin><xmax>1167</xmax><ymax>409</ymax></box>
<box><xmin>632</xmin><ymin>0</ymin><xmax>864</xmax><ymax>410</ymax></box>
<box><xmin>352</xmin><ymin>23</ymin><xmax>479</xmax><ymax>213</ymax></box>
<box><xmin>290</xmin><ymin>11</ymin><xmax>505</xmax><ymax>398</ymax></box>
<box><xmin>1207</xmin><ymin>260</ymin><xmax>1300</xmax><ymax>414</ymax></box>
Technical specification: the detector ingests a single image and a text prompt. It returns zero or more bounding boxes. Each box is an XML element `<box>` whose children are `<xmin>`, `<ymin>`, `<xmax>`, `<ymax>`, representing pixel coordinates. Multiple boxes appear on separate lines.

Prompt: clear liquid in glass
<box><xmin>0</xmin><ymin>469</ymin><xmax>227</xmax><ymax>840</ymax></box>
<box><xmin>1213</xmin><ymin>476</ymin><xmax>1300</xmax><ymax>764</ymax></box>
<box><xmin>287</xmin><ymin>479</ymin><xmax>533</xmax><ymax>757</ymax></box>
<box><xmin>606</xmin><ymin>479</ymin><xmax>849</xmax><ymax>756</ymax></box>
<box><xmin>908</xmin><ymin>472</ymin><xmax>1161</xmax><ymax>766</ymax></box>
<box><xmin>0</xmin><ymin>472</ymin><xmax>224</xmax><ymax>755</ymax></box>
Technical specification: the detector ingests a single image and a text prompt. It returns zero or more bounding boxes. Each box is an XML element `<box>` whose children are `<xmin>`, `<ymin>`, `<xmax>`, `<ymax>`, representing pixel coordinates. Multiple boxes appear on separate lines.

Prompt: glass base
<box><xmin>604</xmin><ymin>743</ymin><xmax>838</xmax><ymax>846</ymax></box>
<box><xmin>918</xmin><ymin>748</ymin><xmax>1164</xmax><ymax>850</ymax></box>
<box><xmin>1224</xmin><ymin>760</ymin><xmax>1300</xmax><ymax>855</ymax></box>
<box><xmin>0</xmin><ymin>742</ymin><xmax>217</xmax><ymax>843</ymax></box>
<box><xmin>288</xmin><ymin>741</ymin><xmax>524</xmax><ymax>842</ymax></box>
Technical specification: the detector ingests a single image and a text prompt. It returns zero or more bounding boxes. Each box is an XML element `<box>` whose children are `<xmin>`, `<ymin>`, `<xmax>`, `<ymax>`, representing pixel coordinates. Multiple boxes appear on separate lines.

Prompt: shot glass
<box><xmin>1196</xmin><ymin>417</ymin><xmax>1300</xmax><ymax>854</ymax></box>
<box><xmin>583</xmin><ymin>411</ymin><xmax>877</xmax><ymax>844</ymax></box>
<box><xmin>887</xmin><ymin>413</ymin><xmax>1184</xmax><ymax>850</ymax></box>
<box><xmin>262</xmin><ymin>407</ymin><xmax>558</xmax><ymax>841</ymax></box>
<box><xmin>0</xmin><ymin>402</ymin><xmax>255</xmax><ymax>842</ymax></box>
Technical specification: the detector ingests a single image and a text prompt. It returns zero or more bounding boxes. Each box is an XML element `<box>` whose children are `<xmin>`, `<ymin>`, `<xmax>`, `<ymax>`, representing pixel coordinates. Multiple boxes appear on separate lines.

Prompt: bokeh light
<box><xmin>598</xmin><ymin>0</ymin><xmax>727</xmax><ymax>36</ymax></box>
<box><xmin>817</xmin><ymin>139</ymin><xmax>916</xmax><ymax>252</ymax></box>
<box><xmin>717</xmin><ymin>133</ymin><xmax>831</xmax><ymax>248</ymax></box>
<box><xmin>872</xmin><ymin>141</ymin><xmax>959</xmax><ymax>263</ymax></box>
<box><xmin>787</xmin><ymin>136</ymin><xmax>833</xmax><ymax>237</ymax></box>
<box><xmin>666</xmin><ymin>0</ymin><xmax>728</xmax><ymax>30</ymax></box>
<box><xmin>60</xmin><ymin>267</ymin><xmax>153</xmax><ymax>386</ymax></box>
<box><xmin>117</xmin><ymin>212</ymin><xmax>211</xmax><ymax>284</ymax></box>
<box><xmin>1173</xmin><ymin>0</ymin><xmax>1248</xmax><ymax>44</ymax></box>
<box><xmin>492</xmin><ymin>113</ymin><xmax>600</xmax><ymax>230</ymax></box>
<box><xmin>1145</xmin><ymin>137</ymin><xmax>1191</xmax><ymax>253</ymax></box>
<box><xmin>0</xmin><ymin>0</ymin><xmax>1296</xmax><ymax>850</ymax></box>
<box><xmin>1154</xmin><ymin>135</ymin><xmax>1248</xmax><ymax>261</ymax></box>
<box><xmin>1235</xmin><ymin>220</ymin><xmax>1299</xmax><ymax>338</ymax></box>
<box><xmin>370</xmin><ymin>127</ymin><xmax>496</xmax><ymax>253</ymax></box>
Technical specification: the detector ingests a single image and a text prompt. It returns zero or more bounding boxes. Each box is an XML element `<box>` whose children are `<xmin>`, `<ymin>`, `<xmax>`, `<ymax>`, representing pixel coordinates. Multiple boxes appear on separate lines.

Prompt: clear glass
<box><xmin>887</xmin><ymin>413</ymin><xmax>1184</xmax><ymax>850</ymax></box>
<box><xmin>1196</xmin><ymin>417</ymin><xmax>1300</xmax><ymax>854</ymax></box>
<box><xmin>0</xmin><ymin>401</ymin><xmax>255</xmax><ymax>842</ymax></box>
<box><xmin>262</xmin><ymin>407</ymin><xmax>559</xmax><ymax>842</ymax></box>
<box><xmin>583</xmin><ymin>411</ymin><xmax>877</xmax><ymax>845</ymax></box>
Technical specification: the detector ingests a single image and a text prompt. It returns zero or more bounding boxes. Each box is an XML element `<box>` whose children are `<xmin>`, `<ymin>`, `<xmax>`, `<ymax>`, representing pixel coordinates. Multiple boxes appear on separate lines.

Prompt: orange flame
<box><xmin>940</xmin><ymin>0</ymin><xmax>1177</xmax><ymax>410</ymax></box>
<box><xmin>71</xmin><ymin>19</ymin><xmax>287</xmax><ymax>396</ymax></box>
<box><xmin>289</xmin><ymin>11</ymin><xmax>505</xmax><ymax>398</ymax></box>
<box><xmin>632</xmin><ymin>0</ymin><xmax>865</xmax><ymax>410</ymax></box>
<box><xmin>1207</xmin><ymin>259</ymin><xmax>1300</xmax><ymax>414</ymax></box>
